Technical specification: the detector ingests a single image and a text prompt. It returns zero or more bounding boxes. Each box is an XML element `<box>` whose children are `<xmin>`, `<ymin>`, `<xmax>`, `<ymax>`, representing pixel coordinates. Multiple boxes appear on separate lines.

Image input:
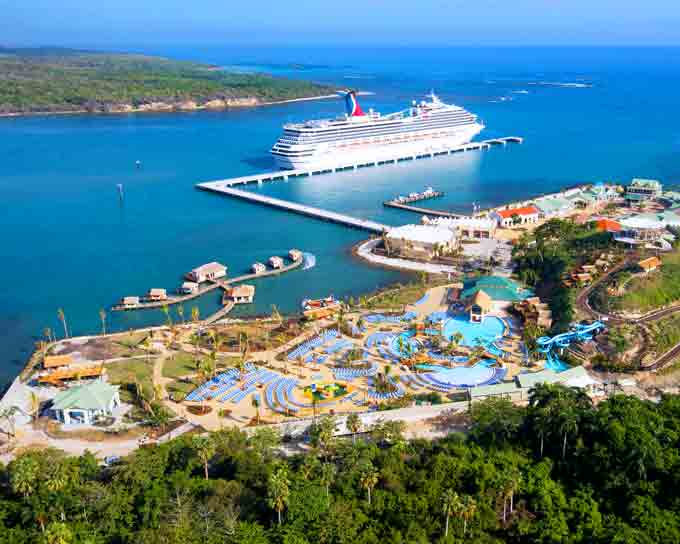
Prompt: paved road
<box><xmin>575</xmin><ymin>255</ymin><xmax>680</xmax><ymax>370</ymax></box>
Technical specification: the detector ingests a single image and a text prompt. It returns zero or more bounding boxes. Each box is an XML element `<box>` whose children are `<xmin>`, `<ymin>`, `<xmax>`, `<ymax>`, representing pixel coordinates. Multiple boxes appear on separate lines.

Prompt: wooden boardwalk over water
<box><xmin>112</xmin><ymin>255</ymin><xmax>304</xmax><ymax>315</ymax></box>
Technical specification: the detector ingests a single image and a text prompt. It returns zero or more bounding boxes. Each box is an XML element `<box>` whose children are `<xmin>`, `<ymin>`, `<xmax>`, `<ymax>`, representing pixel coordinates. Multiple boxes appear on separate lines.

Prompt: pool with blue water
<box><xmin>442</xmin><ymin>315</ymin><xmax>506</xmax><ymax>347</ymax></box>
<box><xmin>417</xmin><ymin>360</ymin><xmax>497</xmax><ymax>386</ymax></box>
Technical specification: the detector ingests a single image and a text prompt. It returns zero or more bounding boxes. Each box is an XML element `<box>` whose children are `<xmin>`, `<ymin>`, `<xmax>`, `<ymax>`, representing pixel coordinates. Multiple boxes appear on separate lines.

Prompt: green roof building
<box><xmin>51</xmin><ymin>380</ymin><xmax>120</xmax><ymax>425</ymax></box>
<box><xmin>460</xmin><ymin>276</ymin><xmax>533</xmax><ymax>304</ymax></box>
<box><xmin>625</xmin><ymin>178</ymin><xmax>662</xmax><ymax>204</ymax></box>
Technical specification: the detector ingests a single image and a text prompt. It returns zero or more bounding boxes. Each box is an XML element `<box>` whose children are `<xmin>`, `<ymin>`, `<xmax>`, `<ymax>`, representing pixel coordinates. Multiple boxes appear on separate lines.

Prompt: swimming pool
<box><xmin>442</xmin><ymin>315</ymin><xmax>506</xmax><ymax>347</ymax></box>
<box><xmin>417</xmin><ymin>362</ymin><xmax>497</xmax><ymax>387</ymax></box>
<box><xmin>389</xmin><ymin>331</ymin><xmax>421</xmax><ymax>358</ymax></box>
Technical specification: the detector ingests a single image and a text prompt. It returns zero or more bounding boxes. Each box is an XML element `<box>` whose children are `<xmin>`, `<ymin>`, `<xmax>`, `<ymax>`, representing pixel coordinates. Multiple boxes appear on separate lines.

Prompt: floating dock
<box><xmin>386</xmin><ymin>188</ymin><xmax>444</xmax><ymax>206</ymax></box>
<box><xmin>200</xmin><ymin>137</ymin><xmax>523</xmax><ymax>188</ymax></box>
<box><xmin>196</xmin><ymin>185</ymin><xmax>391</xmax><ymax>233</ymax></box>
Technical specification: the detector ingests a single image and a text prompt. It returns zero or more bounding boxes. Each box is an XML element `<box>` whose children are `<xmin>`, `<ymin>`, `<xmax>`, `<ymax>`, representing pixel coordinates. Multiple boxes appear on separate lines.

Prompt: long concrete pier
<box><xmin>201</xmin><ymin>137</ymin><xmax>523</xmax><ymax>189</ymax></box>
<box><xmin>196</xmin><ymin>184</ymin><xmax>391</xmax><ymax>233</ymax></box>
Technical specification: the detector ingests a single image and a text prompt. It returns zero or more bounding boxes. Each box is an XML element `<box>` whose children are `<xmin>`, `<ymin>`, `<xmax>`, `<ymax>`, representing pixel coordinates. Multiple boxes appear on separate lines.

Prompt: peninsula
<box><xmin>0</xmin><ymin>47</ymin><xmax>337</xmax><ymax>116</ymax></box>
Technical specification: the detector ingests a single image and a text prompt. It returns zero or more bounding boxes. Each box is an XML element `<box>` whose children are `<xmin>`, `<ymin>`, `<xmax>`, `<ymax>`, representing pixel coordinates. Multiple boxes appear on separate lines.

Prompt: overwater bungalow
<box><xmin>186</xmin><ymin>262</ymin><xmax>227</xmax><ymax>283</ymax></box>
<box><xmin>120</xmin><ymin>296</ymin><xmax>140</xmax><ymax>308</ymax></box>
<box><xmin>289</xmin><ymin>248</ymin><xmax>303</xmax><ymax>261</ymax></box>
<box><xmin>224</xmin><ymin>284</ymin><xmax>255</xmax><ymax>304</ymax></box>
<box><xmin>146</xmin><ymin>288</ymin><xmax>167</xmax><ymax>302</ymax></box>
<box><xmin>269</xmin><ymin>256</ymin><xmax>284</xmax><ymax>269</ymax></box>
<box><xmin>251</xmin><ymin>262</ymin><xmax>266</xmax><ymax>274</ymax></box>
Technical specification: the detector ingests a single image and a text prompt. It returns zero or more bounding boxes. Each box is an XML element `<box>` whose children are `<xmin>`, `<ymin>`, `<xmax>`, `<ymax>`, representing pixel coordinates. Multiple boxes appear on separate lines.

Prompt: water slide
<box><xmin>536</xmin><ymin>321</ymin><xmax>605</xmax><ymax>353</ymax></box>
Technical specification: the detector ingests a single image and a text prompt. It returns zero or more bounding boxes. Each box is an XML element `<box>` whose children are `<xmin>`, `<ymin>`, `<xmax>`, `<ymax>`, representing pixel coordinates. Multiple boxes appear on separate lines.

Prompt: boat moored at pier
<box><xmin>271</xmin><ymin>90</ymin><xmax>484</xmax><ymax>169</ymax></box>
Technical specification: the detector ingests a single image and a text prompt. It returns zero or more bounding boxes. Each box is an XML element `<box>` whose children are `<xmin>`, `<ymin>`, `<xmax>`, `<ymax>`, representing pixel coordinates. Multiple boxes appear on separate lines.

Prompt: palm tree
<box><xmin>28</xmin><ymin>392</ymin><xmax>41</xmax><ymax>422</ymax></box>
<box><xmin>359</xmin><ymin>467</ymin><xmax>379</xmax><ymax>505</ymax></box>
<box><xmin>10</xmin><ymin>454</ymin><xmax>39</xmax><ymax>498</ymax></box>
<box><xmin>99</xmin><ymin>308</ymin><xmax>107</xmax><ymax>335</ymax></box>
<box><xmin>461</xmin><ymin>494</ymin><xmax>477</xmax><ymax>535</ymax></box>
<box><xmin>0</xmin><ymin>406</ymin><xmax>19</xmax><ymax>438</ymax></box>
<box><xmin>162</xmin><ymin>305</ymin><xmax>172</xmax><ymax>327</ymax></box>
<box><xmin>43</xmin><ymin>327</ymin><xmax>54</xmax><ymax>343</ymax></box>
<box><xmin>312</xmin><ymin>395</ymin><xmax>319</xmax><ymax>422</ymax></box>
<box><xmin>441</xmin><ymin>488</ymin><xmax>461</xmax><ymax>538</ymax></box>
<box><xmin>192</xmin><ymin>435</ymin><xmax>216</xmax><ymax>480</ymax></box>
<box><xmin>267</xmin><ymin>467</ymin><xmax>290</xmax><ymax>525</ymax></box>
<box><xmin>271</xmin><ymin>304</ymin><xmax>282</xmax><ymax>326</ymax></box>
<box><xmin>252</xmin><ymin>396</ymin><xmax>261</xmax><ymax>424</ymax></box>
<box><xmin>191</xmin><ymin>306</ymin><xmax>200</xmax><ymax>324</ymax></box>
<box><xmin>177</xmin><ymin>304</ymin><xmax>185</xmax><ymax>324</ymax></box>
<box><xmin>346</xmin><ymin>413</ymin><xmax>361</xmax><ymax>444</ymax></box>
<box><xmin>320</xmin><ymin>462</ymin><xmax>336</xmax><ymax>500</ymax></box>
<box><xmin>57</xmin><ymin>308</ymin><xmax>68</xmax><ymax>339</ymax></box>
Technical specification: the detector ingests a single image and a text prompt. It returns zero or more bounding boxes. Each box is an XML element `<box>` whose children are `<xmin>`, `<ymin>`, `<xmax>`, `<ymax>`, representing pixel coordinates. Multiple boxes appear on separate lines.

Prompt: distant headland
<box><xmin>0</xmin><ymin>47</ymin><xmax>338</xmax><ymax>117</ymax></box>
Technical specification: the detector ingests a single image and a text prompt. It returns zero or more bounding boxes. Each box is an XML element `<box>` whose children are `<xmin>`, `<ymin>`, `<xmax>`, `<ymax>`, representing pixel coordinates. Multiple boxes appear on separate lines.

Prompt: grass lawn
<box><xmin>366</xmin><ymin>282</ymin><xmax>428</xmax><ymax>309</ymax></box>
<box><xmin>166</xmin><ymin>379</ymin><xmax>196</xmax><ymax>402</ymax></box>
<box><xmin>105</xmin><ymin>358</ymin><xmax>154</xmax><ymax>403</ymax></box>
<box><xmin>162</xmin><ymin>352</ymin><xmax>197</xmax><ymax>379</ymax></box>
<box><xmin>647</xmin><ymin>314</ymin><xmax>680</xmax><ymax>354</ymax></box>
<box><xmin>618</xmin><ymin>250</ymin><xmax>680</xmax><ymax>312</ymax></box>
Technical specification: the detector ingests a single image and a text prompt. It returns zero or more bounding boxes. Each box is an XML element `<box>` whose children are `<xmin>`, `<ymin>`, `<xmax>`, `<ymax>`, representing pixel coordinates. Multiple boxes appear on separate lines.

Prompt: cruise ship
<box><xmin>270</xmin><ymin>91</ymin><xmax>484</xmax><ymax>169</ymax></box>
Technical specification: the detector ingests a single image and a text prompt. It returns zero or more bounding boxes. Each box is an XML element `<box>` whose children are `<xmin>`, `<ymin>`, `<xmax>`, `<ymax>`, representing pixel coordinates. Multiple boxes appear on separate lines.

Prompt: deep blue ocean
<box><xmin>1</xmin><ymin>46</ymin><xmax>679</xmax><ymax>382</ymax></box>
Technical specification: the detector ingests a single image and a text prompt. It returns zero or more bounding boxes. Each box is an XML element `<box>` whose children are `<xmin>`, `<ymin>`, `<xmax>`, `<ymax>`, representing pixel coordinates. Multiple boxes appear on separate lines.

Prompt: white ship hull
<box><xmin>274</xmin><ymin>123</ymin><xmax>483</xmax><ymax>170</ymax></box>
<box><xmin>271</xmin><ymin>91</ymin><xmax>485</xmax><ymax>171</ymax></box>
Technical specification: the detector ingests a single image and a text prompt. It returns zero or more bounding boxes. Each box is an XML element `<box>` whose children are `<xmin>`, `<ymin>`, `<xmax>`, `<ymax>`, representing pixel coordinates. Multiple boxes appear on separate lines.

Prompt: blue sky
<box><xmin>2</xmin><ymin>0</ymin><xmax>679</xmax><ymax>47</ymax></box>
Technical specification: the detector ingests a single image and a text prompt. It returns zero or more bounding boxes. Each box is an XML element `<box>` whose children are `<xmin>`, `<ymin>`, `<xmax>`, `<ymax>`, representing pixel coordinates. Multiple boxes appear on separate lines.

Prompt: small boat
<box><xmin>301</xmin><ymin>295</ymin><xmax>338</xmax><ymax>310</ymax></box>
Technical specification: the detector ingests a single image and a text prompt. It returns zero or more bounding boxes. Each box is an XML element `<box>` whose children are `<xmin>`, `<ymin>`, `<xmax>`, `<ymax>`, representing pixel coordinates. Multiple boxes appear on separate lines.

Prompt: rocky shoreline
<box><xmin>0</xmin><ymin>93</ymin><xmax>339</xmax><ymax>118</ymax></box>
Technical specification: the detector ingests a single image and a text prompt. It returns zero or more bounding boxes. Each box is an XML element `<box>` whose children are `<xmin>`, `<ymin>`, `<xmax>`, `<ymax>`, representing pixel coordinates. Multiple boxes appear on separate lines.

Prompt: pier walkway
<box><xmin>200</xmin><ymin>137</ymin><xmax>523</xmax><ymax>189</ymax></box>
<box><xmin>196</xmin><ymin>185</ymin><xmax>391</xmax><ymax>233</ymax></box>
<box><xmin>112</xmin><ymin>256</ymin><xmax>304</xmax><ymax>312</ymax></box>
<box><xmin>383</xmin><ymin>201</ymin><xmax>463</xmax><ymax>218</ymax></box>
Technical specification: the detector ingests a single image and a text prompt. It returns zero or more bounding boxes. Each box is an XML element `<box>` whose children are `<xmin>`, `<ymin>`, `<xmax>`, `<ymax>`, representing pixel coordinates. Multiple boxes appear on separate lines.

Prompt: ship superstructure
<box><xmin>270</xmin><ymin>91</ymin><xmax>484</xmax><ymax>169</ymax></box>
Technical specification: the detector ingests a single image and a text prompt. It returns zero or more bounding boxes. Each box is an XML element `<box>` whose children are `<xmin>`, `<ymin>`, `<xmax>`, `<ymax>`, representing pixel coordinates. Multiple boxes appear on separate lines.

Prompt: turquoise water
<box><xmin>1</xmin><ymin>46</ymin><xmax>680</xmax><ymax>382</ymax></box>
<box><xmin>442</xmin><ymin>315</ymin><xmax>506</xmax><ymax>346</ymax></box>
<box><xmin>546</xmin><ymin>353</ymin><xmax>571</xmax><ymax>372</ymax></box>
<box><xmin>417</xmin><ymin>363</ymin><xmax>495</xmax><ymax>386</ymax></box>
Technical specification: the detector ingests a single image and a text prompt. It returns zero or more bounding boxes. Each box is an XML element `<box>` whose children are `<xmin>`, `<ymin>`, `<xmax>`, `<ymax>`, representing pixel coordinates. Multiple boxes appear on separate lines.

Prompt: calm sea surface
<box><xmin>1</xmin><ymin>46</ymin><xmax>679</xmax><ymax>383</ymax></box>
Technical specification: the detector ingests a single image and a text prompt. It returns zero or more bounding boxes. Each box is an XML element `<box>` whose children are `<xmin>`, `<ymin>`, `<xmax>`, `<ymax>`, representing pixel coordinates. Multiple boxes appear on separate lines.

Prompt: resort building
<box><xmin>491</xmin><ymin>206</ymin><xmax>540</xmax><ymax>228</ymax></box>
<box><xmin>269</xmin><ymin>256</ymin><xmax>284</xmax><ymax>269</ymax></box>
<box><xmin>120</xmin><ymin>296</ymin><xmax>139</xmax><ymax>308</ymax></box>
<box><xmin>534</xmin><ymin>197</ymin><xmax>575</xmax><ymax>218</ymax></box>
<box><xmin>224</xmin><ymin>284</ymin><xmax>255</xmax><ymax>304</ymax></box>
<box><xmin>639</xmin><ymin>256</ymin><xmax>661</xmax><ymax>274</ymax></box>
<box><xmin>51</xmin><ymin>381</ymin><xmax>120</xmax><ymax>425</ymax></box>
<box><xmin>614</xmin><ymin>211</ymin><xmax>680</xmax><ymax>249</ymax></box>
<box><xmin>460</xmin><ymin>276</ymin><xmax>533</xmax><ymax>312</ymax></box>
<box><xmin>595</xmin><ymin>218</ymin><xmax>622</xmax><ymax>233</ymax></box>
<box><xmin>625</xmin><ymin>178</ymin><xmax>662</xmax><ymax>205</ymax></box>
<box><xmin>469</xmin><ymin>367</ymin><xmax>601</xmax><ymax>402</ymax></box>
<box><xmin>385</xmin><ymin>224</ymin><xmax>458</xmax><ymax>260</ymax></box>
<box><xmin>146</xmin><ymin>288</ymin><xmax>167</xmax><ymax>302</ymax></box>
<box><xmin>288</xmin><ymin>249</ymin><xmax>303</xmax><ymax>261</ymax></box>
<box><xmin>43</xmin><ymin>354</ymin><xmax>73</xmax><ymax>369</ymax></box>
<box><xmin>180</xmin><ymin>281</ymin><xmax>199</xmax><ymax>295</ymax></box>
<box><xmin>422</xmin><ymin>216</ymin><xmax>496</xmax><ymax>239</ymax></box>
<box><xmin>186</xmin><ymin>262</ymin><xmax>227</xmax><ymax>283</ymax></box>
<box><xmin>466</xmin><ymin>290</ymin><xmax>493</xmax><ymax>323</ymax></box>
<box><xmin>251</xmin><ymin>262</ymin><xmax>266</xmax><ymax>274</ymax></box>
<box><xmin>514</xmin><ymin>296</ymin><xmax>553</xmax><ymax>330</ymax></box>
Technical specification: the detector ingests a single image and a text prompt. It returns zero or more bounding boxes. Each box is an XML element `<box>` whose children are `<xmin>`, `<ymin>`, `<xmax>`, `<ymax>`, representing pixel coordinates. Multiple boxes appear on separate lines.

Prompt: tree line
<box><xmin>1</xmin><ymin>383</ymin><xmax>679</xmax><ymax>543</ymax></box>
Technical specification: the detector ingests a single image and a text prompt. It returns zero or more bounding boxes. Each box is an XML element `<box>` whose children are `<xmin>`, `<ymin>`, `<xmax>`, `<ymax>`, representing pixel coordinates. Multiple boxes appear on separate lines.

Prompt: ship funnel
<box><xmin>340</xmin><ymin>90</ymin><xmax>365</xmax><ymax>117</ymax></box>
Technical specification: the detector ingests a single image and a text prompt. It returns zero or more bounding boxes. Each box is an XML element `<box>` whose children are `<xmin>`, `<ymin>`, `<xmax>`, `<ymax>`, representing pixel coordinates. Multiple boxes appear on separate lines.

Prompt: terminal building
<box><xmin>385</xmin><ymin>224</ymin><xmax>459</xmax><ymax>260</ymax></box>
<box><xmin>625</xmin><ymin>178</ymin><xmax>662</xmax><ymax>205</ymax></box>
<box><xmin>421</xmin><ymin>215</ymin><xmax>497</xmax><ymax>239</ymax></box>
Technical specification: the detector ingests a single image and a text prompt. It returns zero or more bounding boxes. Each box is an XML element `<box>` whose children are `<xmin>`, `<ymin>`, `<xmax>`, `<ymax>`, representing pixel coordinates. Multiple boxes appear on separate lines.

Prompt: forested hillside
<box><xmin>0</xmin><ymin>47</ymin><xmax>335</xmax><ymax>115</ymax></box>
<box><xmin>2</xmin><ymin>384</ymin><xmax>679</xmax><ymax>543</ymax></box>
